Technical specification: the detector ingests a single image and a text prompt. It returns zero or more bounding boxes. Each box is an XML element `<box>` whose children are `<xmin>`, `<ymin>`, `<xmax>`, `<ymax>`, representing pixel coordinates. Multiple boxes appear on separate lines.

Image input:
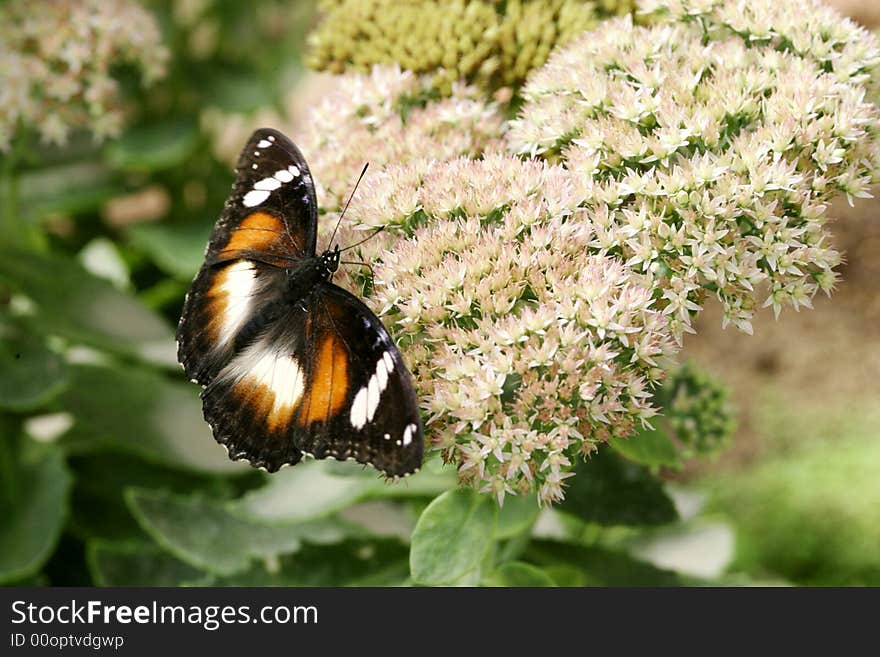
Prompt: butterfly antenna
<box><xmin>340</xmin><ymin>225</ymin><xmax>385</xmax><ymax>253</ymax></box>
<box><xmin>329</xmin><ymin>162</ymin><xmax>369</xmax><ymax>248</ymax></box>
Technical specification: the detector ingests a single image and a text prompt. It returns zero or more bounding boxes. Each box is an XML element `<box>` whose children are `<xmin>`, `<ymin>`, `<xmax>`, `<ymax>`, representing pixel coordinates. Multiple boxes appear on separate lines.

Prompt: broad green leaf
<box><xmin>201</xmin><ymin>71</ymin><xmax>277</xmax><ymax>113</ymax></box>
<box><xmin>0</xmin><ymin>249</ymin><xmax>175</xmax><ymax>365</ymax></box>
<box><xmin>0</xmin><ymin>448</ymin><xmax>72</xmax><ymax>584</ymax></box>
<box><xmin>210</xmin><ymin>539</ymin><xmax>411</xmax><ymax>587</ymax></box>
<box><xmin>105</xmin><ymin>120</ymin><xmax>200</xmax><ymax>172</ymax></box>
<box><xmin>612</xmin><ymin>426</ymin><xmax>681</xmax><ymax>469</ymax></box>
<box><xmin>410</xmin><ymin>489</ymin><xmax>497</xmax><ymax>586</ymax></box>
<box><xmin>495</xmin><ymin>493</ymin><xmax>540</xmax><ymax>540</ymax></box>
<box><xmin>238</xmin><ymin>457</ymin><xmax>455</xmax><ymax>523</ymax></box>
<box><xmin>19</xmin><ymin>161</ymin><xmax>118</xmax><ymax>222</ymax></box>
<box><xmin>68</xmin><ymin>453</ymin><xmax>254</xmax><ymax>541</ymax></box>
<box><xmin>526</xmin><ymin>540</ymin><xmax>681</xmax><ymax>586</ymax></box>
<box><xmin>558</xmin><ymin>449</ymin><xmax>678</xmax><ymax>526</ymax></box>
<box><xmin>128</xmin><ymin>220</ymin><xmax>213</xmax><ymax>281</ymax></box>
<box><xmin>57</xmin><ymin>364</ymin><xmax>249</xmax><ymax>476</ymax></box>
<box><xmin>87</xmin><ymin>542</ymin><xmax>208</xmax><ymax>587</ymax></box>
<box><xmin>127</xmin><ymin>488</ymin><xmax>361</xmax><ymax>576</ymax></box>
<box><xmin>543</xmin><ymin>565</ymin><xmax>588</xmax><ymax>587</ymax></box>
<box><xmin>0</xmin><ymin>318</ymin><xmax>68</xmax><ymax>411</ymax></box>
<box><xmin>483</xmin><ymin>561</ymin><xmax>556</xmax><ymax>587</ymax></box>
<box><xmin>626</xmin><ymin>519</ymin><xmax>735</xmax><ymax>580</ymax></box>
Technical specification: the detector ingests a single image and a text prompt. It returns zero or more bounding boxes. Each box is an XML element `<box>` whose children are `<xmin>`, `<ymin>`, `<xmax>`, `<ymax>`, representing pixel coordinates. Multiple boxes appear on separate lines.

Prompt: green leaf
<box><xmin>611</xmin><ymin>426</ymin><xmax>681</xmax><ymax>469</ymax></box>
<box><xmin>211</xmin><ymin>539</ymin><xmax>411</xmax><ymax>586</ymax></box>
<box><xmin>237</xmin><ymin>457</ymin><xmax>455</xmax><ymax>523</ymax></box>
<box><xmin>410</xmin><ymin>489</ymin><xmax>497</xmax><ymax>586</ymax></box>
<box><xmin>0</xmin><ymin>249</ymin><xmax>175</xmax><ymax>365</ymax></box>
<box><xmin>126</xmin><ymin>488</ymin><xmax>361</xmax><ymax>576</ymax></box>
<box><xmin>543</xmin><ymin>564</ymin><xmax>588</xmax><ymax>587</ymax></box>
<box><xmin>495</xmin><ymin>493</ymin><xmax>540</xmax><ymax>540</ymax></box>
<box><xmin>68</xmin><ymin>453</ymin><xmax>252</xmax><ymax>542</ymax></box>
<box><xmin>483</xmin><ymin>561</ymin><xmax>556</xmax><ymax>587</ymax></box>
<box><xmin>105</xmin><ymin>120</ymin><xmax>200</xmax><ymax>172</ymax></box>
<box><xmin>19</xmin><ymin>161</ymin><xmax>118</xmax><ymax>222</ymax></box>
<box><xmin>0</xmin><ymin>448</ymin><xmax>72</xmax><ymax>584</ymax></box>
<box><xmin>128</xmin><ymin>220</ymin><xmax>213</xmax><ymax>281</ymax></box>
<box><xmin>558</xmin><ymin>449</ymin><xmax>678</xmax><ymax>526</ymax></box>
<box><xmin>87</xmin><ymin>542</ymin><xmax>208</xmax><ymax>586</ymax></box>
<box><xmin>0</xmin><ymin>318</ymin><xmax>68</xmax><ymax>411</ymax></box>
<box><xmin>200</xmin><ymin>71</ymin><xmax>278</xmax><ymax>113</ymax></box>
<box><xmin>57</xmin><ymin>364</ymin><xmax>249</xmax><ymax>476</ymax></box>
<box><xmin>526</xmin><ymin>540</ymin><xmax>681</xmax><ymax>586</ymax></box>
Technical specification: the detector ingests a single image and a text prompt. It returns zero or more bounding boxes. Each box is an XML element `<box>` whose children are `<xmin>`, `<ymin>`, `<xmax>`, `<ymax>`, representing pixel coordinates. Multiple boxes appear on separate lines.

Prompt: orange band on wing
<box><xmin>220</xmin><ymin>211</ymin><xmax>285</xmax><ymax>256</ymax></box>
<box><xmin>234</xmin><ymin>379</ymin><xmax>276</xmax><ymax>427</ymax></box>
<box><xmin>299</xmin><ymin>335</ymin><xmax>349</xmax><ymax>425</ymax></box>
<box><xmin>234</xmin><ymin>378</ymin><xmax>297</xmax><ymax>434</ymax></box>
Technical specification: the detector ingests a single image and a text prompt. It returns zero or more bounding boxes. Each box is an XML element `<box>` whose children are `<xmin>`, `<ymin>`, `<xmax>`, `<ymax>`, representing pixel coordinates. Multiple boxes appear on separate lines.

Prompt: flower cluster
<box><xmin>0</xmin><ymin>0</ymin><xmax>168</xmax><ymax>150</ymax></box>
<box><xmin>655</xmin><ymin>362</ymin><xmax>735</xmax><ymax>457</ymax></box>
<box><xmin>295</xmin><ymin>0</ymin><xmax>880</xmax><ymax>504</ymax></box>
<box><xmin>223</xmin><ymin>0</ymin><xmax>880</xmax><ymax>503</ymax></box>
<box><xmin>298</xmin><ymin>65</ymin><xmax>505</xmax><ymax>208</ymax></box>
<box><xmin>345</xmin><ymin>155</ymin><xmax>676</xmax><ymax>504</ymax></box>
<box><xmin>307</xmin><ymin>0</ymin><xmax>633</xmax><ymax>93</ymax></box>
<box><xmin>290</xmin><ymin>68</ymin><xmax>676</xmax><ymax>503</ymax></box>
<box><xmin>508</xmin><ymin>1</ymin><xmax>880</xmax><ymax>339</ymax></box>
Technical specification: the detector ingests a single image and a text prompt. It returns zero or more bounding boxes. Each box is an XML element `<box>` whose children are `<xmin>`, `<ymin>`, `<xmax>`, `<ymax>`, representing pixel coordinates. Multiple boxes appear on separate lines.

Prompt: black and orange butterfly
<box><xmin>177</xmin><ymin>128</ymin><xmax>423</xmax><ymax>477</ymax></box>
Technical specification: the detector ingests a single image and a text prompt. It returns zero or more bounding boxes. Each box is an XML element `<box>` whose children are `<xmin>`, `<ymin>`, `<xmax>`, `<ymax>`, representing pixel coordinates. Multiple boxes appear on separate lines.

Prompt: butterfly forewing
<box><xmin>177</xmin><ymin>127</ymin><xmax>424</xmax><ymax>477</ymax></box>
<box><xmin>207</xmin><ymin>128</ymin><xmax>318</xmax><ymax>265</ymax></box>
<box><xmin>177</xmin><ymin>129</ymin><xmax>317</xmax><ymax>385</ymax></box>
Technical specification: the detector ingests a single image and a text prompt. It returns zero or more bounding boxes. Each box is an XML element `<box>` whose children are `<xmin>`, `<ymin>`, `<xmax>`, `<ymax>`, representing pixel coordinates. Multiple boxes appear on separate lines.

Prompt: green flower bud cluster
<box><xmin>307</xmin><ymin>0</ymin><xmax>634</xmax><ymax>92</ymax></box>
<box><xmin>656</xmin><ymin>363</ymin><xmax>735</xmax><ymax>457</ymax></box>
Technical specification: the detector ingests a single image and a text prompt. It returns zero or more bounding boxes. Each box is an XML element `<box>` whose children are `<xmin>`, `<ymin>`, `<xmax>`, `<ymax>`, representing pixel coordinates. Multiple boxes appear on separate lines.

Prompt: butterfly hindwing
<box><xmin>293</xmin><ymin>283</ymin><xmax>423</xmax><ymax>477</ymax></box>
<box><xmin>198</xmin><ymin>283</ymin><xmax>423</xmax><ymax>476</ymax></box>
<box><xmin>200</xmin><ymin>302</ymin><xmax>310</xmax><ymax>470</ymax></box>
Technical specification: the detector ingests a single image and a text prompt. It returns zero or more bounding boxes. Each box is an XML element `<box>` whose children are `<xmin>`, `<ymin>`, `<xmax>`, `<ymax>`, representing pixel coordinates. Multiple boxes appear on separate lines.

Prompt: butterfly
<box><xmin>176</xmin><ymin>128</ymin><xmax>423</xmax><ymax>477</ymax></box>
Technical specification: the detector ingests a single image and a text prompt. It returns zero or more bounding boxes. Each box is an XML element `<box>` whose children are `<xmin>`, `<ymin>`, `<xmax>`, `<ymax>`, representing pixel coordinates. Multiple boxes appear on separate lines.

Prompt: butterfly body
<box><xmin>177</xmin><ymin>128</ymin><xmax>423</xmax><ymax>477</ymax></box>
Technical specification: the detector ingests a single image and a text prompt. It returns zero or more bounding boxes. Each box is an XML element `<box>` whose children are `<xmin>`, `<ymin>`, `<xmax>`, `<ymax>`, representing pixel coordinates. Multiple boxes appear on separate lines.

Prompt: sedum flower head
<box><xmin>345</xmin><ymin>154</ymin><xmax>677</xmax><ymax>506</ymax></box>
<box><xmin>508</xmin><ymin>1</ymin><xmax>880</xmax><ymax>340</ymax></box>
<box><xmin>296</xmin><ymin>0</ymin><xmax>880</xmax><ymax>505</ymax></box>
<box><xmin>0</xmin><ymin>0</ymin><xmax>168</xmax><ymax>150</ymax></box>
<box><xmin>298</xmin><ymin>65</ymin><xmax>505</xmax><ymax>209</ymax></box>
<box><xmin>307</xmin><ymin>0</ymin><xmax>634</xmax><ymax>93</ymax></box>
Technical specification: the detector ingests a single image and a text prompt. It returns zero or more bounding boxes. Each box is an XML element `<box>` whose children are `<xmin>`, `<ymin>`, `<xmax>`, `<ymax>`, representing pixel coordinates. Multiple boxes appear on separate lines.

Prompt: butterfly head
<box><xmin>320</xmin><ymin>244</ymin><xmax>341</xmax><ymax>278</ymax></box>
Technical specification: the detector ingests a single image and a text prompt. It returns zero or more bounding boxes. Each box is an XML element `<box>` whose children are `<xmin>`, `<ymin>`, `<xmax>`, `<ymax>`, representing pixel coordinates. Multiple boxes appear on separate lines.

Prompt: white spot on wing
<box><xmin>257</xmin><ymin>139</ymin><xmax>272</xmax><ymax>148</ymax></box>
<box><xmin>376</xmin><ymin>356</ymin><xmax>389</xmax><ymax>390</ymax></box>
<box><xmin>367</xmin><ymin>376</ymin><xmax>380</xmax><ymax>420</ymax></box>
<box><xmin>288</xmin><ymin>165</ymin><xmax>300</xmax><ymax>177</ymax></box>
<box><xmin>218</xmin><ymin>260</ymin><xmax>256</xmax><ymax>346</ymax></box>
<box><xmin>254</xmin><ymin>177</ymin><xmax>281</xmax><ymax>191</ymax></box>
<box><xmin>274</xmin><ymin>169</ymin><xmax>293</xmax><ymax>183</ymax></box>
<box><xmin>223</xmin><ymin>339</ymin><xmax>305</xmax><ymax>413</ymax></box>
<box><xmin>350</xmin><ymin>388</ymin><xmax>368</xmax><ymax>429</ymax></box>
<box><xmin>348</xmin><ymin>352</ymin><xmax>396</xmax><ymax>429</ymax></box>
<box><xmin>243</xmin><ymin>189</ymin><xmax>270</xmax><ymax>207</ymax></box>
<box><xmin>403</xmin><ymin>423</ymin><xmax>417</xmax><ymax>446</ymax></box>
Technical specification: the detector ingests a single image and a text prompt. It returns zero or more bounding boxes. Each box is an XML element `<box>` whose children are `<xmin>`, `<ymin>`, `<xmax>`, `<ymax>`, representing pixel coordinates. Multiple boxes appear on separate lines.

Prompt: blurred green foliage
<box><xmin>707</xmin><ymin>399</ymin><xmax>880</xmax><ymax>586</ymax></box>
<box><xmin>1</xmin><ymin>0</ymin><xmax>870</xmax><ymax>588</ymax></box>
